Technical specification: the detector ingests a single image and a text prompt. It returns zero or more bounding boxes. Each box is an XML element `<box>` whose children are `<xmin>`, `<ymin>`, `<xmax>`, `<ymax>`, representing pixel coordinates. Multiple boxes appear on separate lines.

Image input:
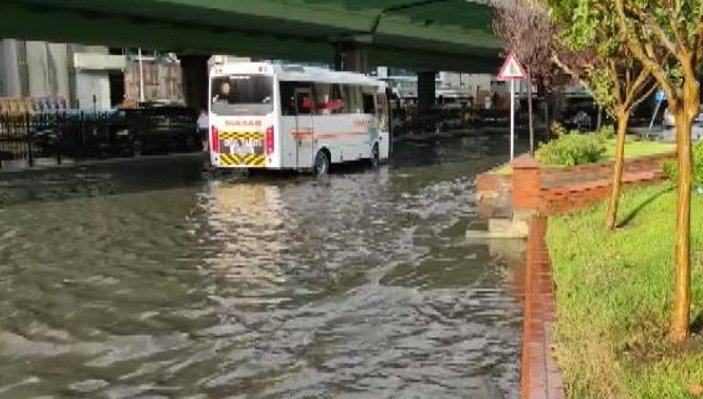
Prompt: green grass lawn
<box><xmin>604</xmin><ymin>139</ymin><xmax>676</xmax><ymax>160</ymax></box>
<box><xmin>494</xmin><ymin>164</ymin><xmax>514</xmax><ymax>175</ymax></box>
<box><xmin>547</xmin><ymin>184</ymin><xmax>703</xmax><ymax>398</ymax></box>
<box><xmin>491</xmin><ymin>139</ymin><xmax>675</xmax><ymax>176</ymax></box>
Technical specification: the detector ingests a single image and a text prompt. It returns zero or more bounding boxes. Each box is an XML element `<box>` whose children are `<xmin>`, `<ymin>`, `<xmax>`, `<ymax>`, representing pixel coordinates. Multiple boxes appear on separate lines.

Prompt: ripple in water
<box><xmin>0</xmin><ymin>138</ymin><xmax>525</xmax><ymax>398</ymax></box>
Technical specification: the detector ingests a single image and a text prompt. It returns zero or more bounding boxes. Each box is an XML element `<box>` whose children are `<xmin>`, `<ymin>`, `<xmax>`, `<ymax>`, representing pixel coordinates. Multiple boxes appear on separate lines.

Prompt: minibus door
<box><xmin>294</xmin><ymin>87</ymin><xmax>315</xmax><ymax>169</ymax></box>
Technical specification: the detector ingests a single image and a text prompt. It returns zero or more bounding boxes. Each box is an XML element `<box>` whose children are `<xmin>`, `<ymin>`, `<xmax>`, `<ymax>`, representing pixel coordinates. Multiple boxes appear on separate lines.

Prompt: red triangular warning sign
<box><xmin>497</xmin><ymin>51</ymin><xmax>526</xmax><ymax>81</ymax></box>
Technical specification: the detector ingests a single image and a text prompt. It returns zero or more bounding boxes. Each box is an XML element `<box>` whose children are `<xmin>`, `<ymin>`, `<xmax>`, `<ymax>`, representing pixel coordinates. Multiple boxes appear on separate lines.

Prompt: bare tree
<box><xmin>549</xmin><ymin>18</ymin><xmax>657</xmax><ymax>231</ymax></box>
<box><xmin>492</xmin><ymin>0</ymin><xmax>556</xmax><ymax>155</ymax></box>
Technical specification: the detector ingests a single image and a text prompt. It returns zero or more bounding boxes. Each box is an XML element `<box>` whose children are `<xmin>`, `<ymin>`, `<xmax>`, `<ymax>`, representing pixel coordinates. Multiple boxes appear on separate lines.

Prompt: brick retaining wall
<box><xmin>473</xmin><ymin>152</ymin><xmax>675</xmax><ymax>399</ymax></box>
<box><xmin>540</xmin><ymin>170</ymin><xmax>667</xmax><ymax>215</ymax></box>
<box><xmin>476</xmin><ymin>153</ymin><xmax>674</xmax><ymax>216</ymax></box>
<box><xmin>476</xmin><ymin>171</ymin><xmax>511</xmax><ymax>199</ymax></box>
<box><xmin>542</xmin><ymin>153</ymin><xmax>672</xmax><ymax>190</ymax></box>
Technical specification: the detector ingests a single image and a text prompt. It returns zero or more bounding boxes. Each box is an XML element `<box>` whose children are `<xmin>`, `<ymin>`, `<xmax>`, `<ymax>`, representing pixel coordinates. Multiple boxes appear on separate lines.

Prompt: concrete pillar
<box><xmin>179</xmin><ymin>54</ymin><xmax>209</xmax><ymax>111</ymax></box>
<box><xmin>26</xmin><ymin>41</ymin><xmax>71</xmax><ymax>100</ymax></box>
<box><xmin>417</xmin><ymin>71</ymin><xmax>436</xmax><ymax>115</ymax></box>
<box><xmin>0</xmin><ymin>39</ymin><xmax>25</xmax><ymax>97</ymax></box>
<box><xmin>334</xmin><ymin>43</ymin><xmax>369</xmax><ymax>73</ymax></box>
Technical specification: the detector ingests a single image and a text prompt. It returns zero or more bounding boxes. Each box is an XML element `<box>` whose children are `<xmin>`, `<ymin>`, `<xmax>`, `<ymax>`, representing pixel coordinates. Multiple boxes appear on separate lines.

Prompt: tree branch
<box><xmin>624</xmin><ymin>2</ymin><xmax>678</xmax><ymax>56</ymax></box>
<box><xmin>610</xmin><ymin>59</ymin><xmax>624</xmax><ymax>106</ymax></box>
<box><xmin>630</xmin><ymin>80</ymin><xmax>658</xmax><ymax>111</ymax></box>
<box><xmin>624</xmin><ymin>67</ymin><xmax>654</xmax><ymax>110</ymax></box>
<box><xmin>694</xmin><ymin>22</ymin><xmax>703</xmax><ymax>65</ymax></box>
<box><xmin>551</xmin><ymin>53</ymin><xmax>594</xmax><ymax>95</ymax></box>
<box><xmin>666</xmin><ymin>2</ymin><xmax>688</xmax><ymax>52</ymax></box>
<box><xmin>614</xmin><ymin>0</ymin><xmax>679</xmax><ymax>105</ymax></box>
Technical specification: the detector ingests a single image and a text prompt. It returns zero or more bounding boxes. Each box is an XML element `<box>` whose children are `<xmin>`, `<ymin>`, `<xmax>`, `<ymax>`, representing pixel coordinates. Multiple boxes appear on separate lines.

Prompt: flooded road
<box><xmin>0</xmin><ymin>135</ymin><xmax>526</xmax><ymax>399</ymax></box>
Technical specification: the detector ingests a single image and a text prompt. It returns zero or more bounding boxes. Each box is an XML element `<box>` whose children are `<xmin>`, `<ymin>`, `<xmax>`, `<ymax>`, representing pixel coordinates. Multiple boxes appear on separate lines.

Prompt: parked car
<box><xmin>663</xmin><ymin>108</ymin><xmax>675</xmax><ymax>127</ymax></box>
<box><xmin>121</xmin><ymin>105</ymin><xmax>199</xmax><ymax>155</ymax></box>
<box><xmin>563</xmin><ymin>110</ymin><xmax>594</xmax><ymax>132</ymax></box>
<box><xmin>561</xmin><ymin>99</ymin><xmax>597</xmax><ymax>132</ymax></box>
<box><xmin>663</xmin><ymin>106</ymin><xmax>703</xmax><ymax>127</ymax></box>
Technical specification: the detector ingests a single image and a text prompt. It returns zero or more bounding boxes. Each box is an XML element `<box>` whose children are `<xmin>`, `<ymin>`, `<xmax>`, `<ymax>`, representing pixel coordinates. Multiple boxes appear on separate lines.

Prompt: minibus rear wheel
<box><xmin>314</xmin><ymin>149</ymin><xmax>330</xmax><ymax>177</ymax></box>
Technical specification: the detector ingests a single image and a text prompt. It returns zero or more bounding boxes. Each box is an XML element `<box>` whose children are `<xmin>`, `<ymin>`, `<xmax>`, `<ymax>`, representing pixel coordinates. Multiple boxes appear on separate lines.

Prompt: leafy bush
<box><xmin>597</xmin><ymin>124</ymin><xmax>615</xmax><ymax>140</ymax></box>
<box><xmin>662</xmin><ymin>159</ymin><xmax>677</xmax><ymax>181</ymax></box>
<box><xmin>551</xmin><ymin>121</ymin><xmax>567</xmax><ymax>138</ymax></box>
<box><xmin>661</xmin><ymin>141</ymin><xmax>703</xmax><ymax>187</ymax></box>
<box><xmin>536</xmin><ymin>132</ymin><xmax>607</xmax><ymax>166</ymax></box>
<box><xmin>696</xmin><ymin>141</ymin><xmax>703</xmax><ymax>188</ymax></box>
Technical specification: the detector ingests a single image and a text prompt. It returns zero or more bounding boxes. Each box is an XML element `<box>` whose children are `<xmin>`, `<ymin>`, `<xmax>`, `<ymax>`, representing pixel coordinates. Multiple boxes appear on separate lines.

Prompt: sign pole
<box><xmin>647</xmin><ymin>98</ymin><xmax>662</xmax><ymax>140</ymax></box>
<box><xmin>510</xmin><ymin>79</ymin><xmax>515</xmax><ymax>162</ymax></box>
<box><xmin>648</xmin><ymin>90</ymin><xmax>666</xmax><ymax>140</ymax></box>
<box><xmin>138</xmin><ymin>48</ymin><xmax>145</xmax><ymax>103</ymax></box>
<box><xmin>497</xmin><ymin>51</ymin><xmax>526</xmax><ymax>163</ymax></box>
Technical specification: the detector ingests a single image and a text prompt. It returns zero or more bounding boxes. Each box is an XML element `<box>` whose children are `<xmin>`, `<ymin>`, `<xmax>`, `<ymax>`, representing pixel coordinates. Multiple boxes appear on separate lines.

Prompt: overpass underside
<box><xmin>0</xmin><ymin>0</ymin><xmax>501</xmax><ymax>72</ymax></box>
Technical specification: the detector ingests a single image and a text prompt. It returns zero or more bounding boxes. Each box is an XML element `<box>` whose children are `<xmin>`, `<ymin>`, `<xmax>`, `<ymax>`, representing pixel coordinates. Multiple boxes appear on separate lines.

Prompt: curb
<box><xmin>521</xmin><ymin>218</ymin><xmax>565</xmax><ymax>399</ymax></box>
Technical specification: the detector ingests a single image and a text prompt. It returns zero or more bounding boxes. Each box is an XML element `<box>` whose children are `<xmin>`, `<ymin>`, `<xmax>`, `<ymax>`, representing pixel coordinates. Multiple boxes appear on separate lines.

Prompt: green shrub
<box><xmin>551</xmin><ymin>121</ymin><xmax>567</xmax><ymax>138</ymax></box>
<box><xmin>536</xmin><ymin>132</ymin><xmax>607</xmax><ymax>167</ymax></box>
<box><xmin>696</xmin><ymin>141</ymin><xmax>703</xmax><ymax>187</ymax></box>
<box><xmin>661</xmin><ymin>141</ymin><xmax>703</xmax><ymax>187</ymax></box>
<box><xmin>662</xmin><ymin>159</ymin><xmax>678</xmax><ymax>181</ymax></box>
<box><xmin>598</xmin><ymin>124</ymin><xmax>615</xmax><ymax>140</ymax></box>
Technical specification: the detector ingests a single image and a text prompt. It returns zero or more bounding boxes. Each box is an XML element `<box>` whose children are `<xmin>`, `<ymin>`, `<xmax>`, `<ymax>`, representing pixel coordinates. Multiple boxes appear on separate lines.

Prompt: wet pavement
<box><xmin>0</xmin><ymin>134</ymin><xmax>527</xmax><ymax>399</ymax></box>
<box><xmin>629</xmin><ymin>125</ymin><xmax>703</xmax><ymax>142</ymax></box>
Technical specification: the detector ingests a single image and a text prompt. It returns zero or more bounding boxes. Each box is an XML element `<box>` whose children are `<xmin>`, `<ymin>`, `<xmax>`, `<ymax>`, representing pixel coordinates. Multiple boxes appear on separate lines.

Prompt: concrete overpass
<box><xmin>0</xmin><ymin>0</ymin><xmax>500</xmax><ymax>72</ymax></box>
<box><xmin>0</xmin><ymin>0</ymin><xmax>501</xmax><ymax>110</ymax></box>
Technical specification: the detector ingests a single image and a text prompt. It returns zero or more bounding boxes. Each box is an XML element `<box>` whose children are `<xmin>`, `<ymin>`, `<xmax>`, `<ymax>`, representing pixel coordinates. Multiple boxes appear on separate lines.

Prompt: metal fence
<box><xmin>0</xmin><ymin>107</ymin><xmax>200</xmax><ymax>169</ymax></box>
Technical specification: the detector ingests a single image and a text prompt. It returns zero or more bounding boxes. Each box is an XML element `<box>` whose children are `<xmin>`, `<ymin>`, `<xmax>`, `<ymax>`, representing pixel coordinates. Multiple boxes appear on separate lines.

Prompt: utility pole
<box><xmin>138</xmin><ymin>48</ymin><xmax>145</xmax><ymax>103</ymax></box>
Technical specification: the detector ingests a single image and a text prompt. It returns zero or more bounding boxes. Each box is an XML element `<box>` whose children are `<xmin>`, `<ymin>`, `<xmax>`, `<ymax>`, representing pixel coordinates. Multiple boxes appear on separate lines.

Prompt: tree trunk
<box><xmin>544</xmin><ymin>96</ymin><xmax>550</xmax><ymax>140</ymax></box>
<box><xmin>597</xmin><ymin>106</ymin><xmax>603</xmax><ymax>131</ymax></box>
<box><xmin>527</xmin><ymin>67</ymin><xmax>534</xmax><ymax>155</ymax></box>
<box><xmin>605</xmin><ymin>111</ymin><xmax>629</xmax><ymax>230</ymax></box>
<box><xmin>538</xmin><ymin>78</ymin><xmax>549</xmax><ymax>140</ymax></box>
<box><xmin>544</xmin><ymin>102</ymin><xmax>549</xmax><ymax>127</ymax></box>
<box><xmin>670</xmin><ymin>79</ymin><xmax>697</xmax><ymax>343</ymax></box>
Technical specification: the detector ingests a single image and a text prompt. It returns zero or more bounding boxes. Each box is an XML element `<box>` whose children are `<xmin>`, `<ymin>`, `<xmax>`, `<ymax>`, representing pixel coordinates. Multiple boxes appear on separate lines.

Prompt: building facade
<box><xmin>0</xmin><ymin>39</ymin><xmax>128</xmax><ymax>110</ymax></box>
<box><xmin>0</xmin><ymin>40</ymin><xmax>189</xmax><ymax>111</ymax></box>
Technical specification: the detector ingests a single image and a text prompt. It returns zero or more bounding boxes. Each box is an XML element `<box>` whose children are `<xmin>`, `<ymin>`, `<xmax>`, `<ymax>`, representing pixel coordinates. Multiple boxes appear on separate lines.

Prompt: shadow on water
<box><xmin>0</xmin><ymin>155</ymin><xmax>369</xmax><ymax>208</ymax></box>
<box><xmin>0</xmin><ymin>134</ymin><xmax>528</xmax><ymax>399</ymax></box>
<box><xmin>0</xmin><ymin>154</ymin><xmax>207</xmax><ymax>208</ymax></box>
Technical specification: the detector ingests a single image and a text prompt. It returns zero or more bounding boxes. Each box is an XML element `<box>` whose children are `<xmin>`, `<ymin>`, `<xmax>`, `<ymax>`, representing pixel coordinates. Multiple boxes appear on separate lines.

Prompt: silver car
<box><xmin>663</xmin><ymin>108</ymin><xmax>703</xmax><ymax>141</ymax></box>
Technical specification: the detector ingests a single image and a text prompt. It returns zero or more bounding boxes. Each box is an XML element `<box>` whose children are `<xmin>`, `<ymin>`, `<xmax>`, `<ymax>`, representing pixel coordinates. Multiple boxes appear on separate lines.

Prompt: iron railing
<box><xmin>0</xmin><ymin>107</ymin><xmax>200</xmax><ymax>169</ymax></box>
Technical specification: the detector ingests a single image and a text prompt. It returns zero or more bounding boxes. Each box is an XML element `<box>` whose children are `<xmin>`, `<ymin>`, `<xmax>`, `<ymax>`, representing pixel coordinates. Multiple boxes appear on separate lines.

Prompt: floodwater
<box><xmin>0</xmin><ymin>135</ymin><xmax>526</xmax><ymax>399</ymax></box>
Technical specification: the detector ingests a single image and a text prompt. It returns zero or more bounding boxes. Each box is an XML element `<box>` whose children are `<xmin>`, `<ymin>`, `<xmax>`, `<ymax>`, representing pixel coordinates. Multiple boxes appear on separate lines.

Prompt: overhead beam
<box><xmin>12</xmin><ymin>0</ymin><xmax>500</xmax><ymax>53</ymax></box>
<box><xmin>0</xmin><ymin>3</ymin><xmax>335</xmax><ymax>61</ymax></box>
<box><xmin>0</xmin><ymin>1</ymin><xmax>501</xmax><ymax>72</ymax></box>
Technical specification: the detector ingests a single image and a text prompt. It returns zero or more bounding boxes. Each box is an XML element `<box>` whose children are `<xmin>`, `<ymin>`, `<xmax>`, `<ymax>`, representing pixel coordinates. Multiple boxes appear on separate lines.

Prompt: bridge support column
<box><xmin>334</xmin><ymin>43</ymin><xmax>369</xmax><ymax>73</ymax></box>
<box><xmin>417</xmin><ymin>71</ymin><xmax>436</xmax><ymax>116</ymax></box>
<box><xmin>179</xmin><ymin>55</ymin><xmax>209</xmax><ymax>111</ymax></box>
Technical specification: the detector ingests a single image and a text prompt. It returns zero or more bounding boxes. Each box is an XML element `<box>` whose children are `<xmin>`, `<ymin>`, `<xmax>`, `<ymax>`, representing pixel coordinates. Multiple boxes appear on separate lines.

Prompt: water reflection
<box><xmin>0</xmin><ymin>136</ymin><xmax>526</xmax><ymax>399</ymax></box>
<box><xmin>201</xmin><ymin>182</ymin><xmax>291</xmax><ymax>289</ymax></box>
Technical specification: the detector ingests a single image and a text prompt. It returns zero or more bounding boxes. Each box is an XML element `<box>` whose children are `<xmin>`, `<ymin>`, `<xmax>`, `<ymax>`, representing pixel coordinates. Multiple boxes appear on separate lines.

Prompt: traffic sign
<box><xmin>497</xmin><ymin>51</ymin><xmax>526</xmax><ymax>81</ymax></box>
<box><xmin>655</xmin><ymin>89</ymin><xmax>666</xmax><ymax>102</ymax></box>
<box><xmin>497</xmin><ymin>51</ymin><xmax>526</xmax><ymax>162</ymax></box>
